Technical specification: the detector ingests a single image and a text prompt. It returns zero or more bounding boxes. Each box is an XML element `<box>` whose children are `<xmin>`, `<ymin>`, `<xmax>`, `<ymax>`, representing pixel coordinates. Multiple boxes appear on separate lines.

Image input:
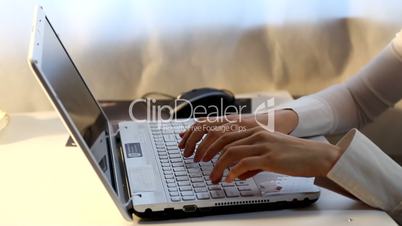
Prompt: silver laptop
<box><xmin>28</xmin><ymin>6</ymin><xmax>320</xmax><ymax>220</ymax></box>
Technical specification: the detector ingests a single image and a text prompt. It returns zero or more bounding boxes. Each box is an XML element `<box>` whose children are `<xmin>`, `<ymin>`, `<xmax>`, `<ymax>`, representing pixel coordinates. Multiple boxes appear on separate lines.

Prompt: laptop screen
<box><xmin>39</xmin><ymin>17</ymin><xmax>116</xmax><ymax>191</ymax></box>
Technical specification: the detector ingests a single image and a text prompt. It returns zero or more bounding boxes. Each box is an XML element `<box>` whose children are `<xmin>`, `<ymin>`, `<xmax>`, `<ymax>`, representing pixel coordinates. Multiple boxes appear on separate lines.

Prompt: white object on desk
<box><xmin>0</xmin><ymin>110</ymin><xmax>397</xmax><ymax>226</ymax></box>
<box><xmin>0</xmin><ymin>110</ymin><xmax>8</xmax><ymax>131</ymax></box>
<box><xmin>236</xmin><ymin>91</ymin><xmax>293</xmax><ymax>113</ymax></box>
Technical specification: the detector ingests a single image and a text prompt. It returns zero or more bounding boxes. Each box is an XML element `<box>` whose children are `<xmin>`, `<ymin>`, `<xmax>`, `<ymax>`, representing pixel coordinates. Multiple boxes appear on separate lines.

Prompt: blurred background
<box><xmin>1</xmin><ymin>0</ymin><xmax>402</xmax><ymax>113</ymax></box>
<box><xmin>1</xmin><ymin>0</ymin><xmax>402</xmax><ymax>159</ymax></box>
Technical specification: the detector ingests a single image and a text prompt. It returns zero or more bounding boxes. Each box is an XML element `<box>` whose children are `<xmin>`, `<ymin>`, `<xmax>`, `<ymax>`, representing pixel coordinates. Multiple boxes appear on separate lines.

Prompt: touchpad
<box><xmin>128</xmin><ymin>165</ymin><xmax>157</xmax><ymax>193</ymax></box>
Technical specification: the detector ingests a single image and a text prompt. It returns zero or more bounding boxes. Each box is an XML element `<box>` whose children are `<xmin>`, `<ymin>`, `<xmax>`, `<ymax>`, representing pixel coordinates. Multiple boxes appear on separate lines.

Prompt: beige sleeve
<box><xmin>282</xmin><ymin>30</ymin><xmax>402</xmax><ymax>137</ymax></box>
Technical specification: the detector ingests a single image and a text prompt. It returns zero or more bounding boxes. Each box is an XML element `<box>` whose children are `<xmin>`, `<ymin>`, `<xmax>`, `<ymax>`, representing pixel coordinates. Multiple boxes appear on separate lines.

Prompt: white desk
<box><xmin>0</xmin><ymin>111</ymin><xmax>396</xmax><ymax>226</ymax></box>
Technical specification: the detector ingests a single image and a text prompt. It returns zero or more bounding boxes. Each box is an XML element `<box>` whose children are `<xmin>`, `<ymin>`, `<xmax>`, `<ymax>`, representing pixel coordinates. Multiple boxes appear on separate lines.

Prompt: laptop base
<box><xmin>133</xmin><ymin>198</ymin><xmax>318</xmax><ymax>220</ymax></box>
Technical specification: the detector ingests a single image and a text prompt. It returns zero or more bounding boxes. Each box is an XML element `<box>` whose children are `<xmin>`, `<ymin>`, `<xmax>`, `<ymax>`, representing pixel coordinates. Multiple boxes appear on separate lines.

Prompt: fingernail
<box><xmin>202</xmin><ymin>156</ymin><xmax>211</xmax><ymax>162</ymax></box>
<box><xmin>178</xmin><ymin>141</ymin><xmax>185</xmax><ymax>148</ymax></box>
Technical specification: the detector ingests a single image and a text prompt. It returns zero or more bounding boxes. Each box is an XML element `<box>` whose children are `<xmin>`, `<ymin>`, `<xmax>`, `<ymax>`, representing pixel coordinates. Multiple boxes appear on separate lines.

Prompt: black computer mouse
<box><xmin>171</xmin><ymin>88</ymin><xmax>236</xmax><ymax>119</ymax></box>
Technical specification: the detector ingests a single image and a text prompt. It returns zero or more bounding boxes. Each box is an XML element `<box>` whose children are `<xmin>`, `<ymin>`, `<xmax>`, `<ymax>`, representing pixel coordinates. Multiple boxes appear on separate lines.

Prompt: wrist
<box><xmin>275</xmin><ymin>109</ymin><xmax>299</xmax><ymax>134</ymax></box>
<box><xmin>321</xmin><ymin>143</ymin><xmax>343</xmax><ymax>176</ymax></box>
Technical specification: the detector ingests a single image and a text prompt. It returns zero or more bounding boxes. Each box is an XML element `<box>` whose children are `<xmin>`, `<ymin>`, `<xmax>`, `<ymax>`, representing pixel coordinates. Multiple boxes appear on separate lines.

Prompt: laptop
<box><xmin>27</xmin><ymin>6</ymin><xmax>320</xmax><ymax>220</ymax></box>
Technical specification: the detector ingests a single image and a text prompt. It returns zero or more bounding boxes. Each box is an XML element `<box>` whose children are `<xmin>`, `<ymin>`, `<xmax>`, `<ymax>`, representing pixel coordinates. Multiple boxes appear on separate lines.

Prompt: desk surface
<box><xmin>0</xmin><ymin>111</ymin><xmax>396</xmax><ymax>226</ymax></box>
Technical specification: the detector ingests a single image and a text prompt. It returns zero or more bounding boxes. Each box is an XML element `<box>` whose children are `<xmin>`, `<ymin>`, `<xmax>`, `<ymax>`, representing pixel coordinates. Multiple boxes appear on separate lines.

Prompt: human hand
<box><xmin>204</xmin><ymin>127</ymin><xmax>342</xmax><ymax>184</ymax></box>
<box><xmin>178</xmin><ymin>110</ymin><xmax>298</xmax><ymax>161</ymax></box>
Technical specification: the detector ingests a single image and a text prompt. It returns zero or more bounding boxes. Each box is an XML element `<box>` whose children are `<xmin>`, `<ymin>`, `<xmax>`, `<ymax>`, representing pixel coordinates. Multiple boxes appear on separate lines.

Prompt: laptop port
<box><xmin>182</xmin><ymin>205</ymin><xmax>198</xmax><ymax>212</ymax></box>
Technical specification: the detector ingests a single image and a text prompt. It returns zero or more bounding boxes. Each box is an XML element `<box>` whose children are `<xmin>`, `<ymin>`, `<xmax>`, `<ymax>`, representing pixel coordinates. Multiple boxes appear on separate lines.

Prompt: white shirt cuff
<box><xmin>392</xmin><ymin>29</ymin><xmax>402</xmax><ymax>61</ymax></box>
<box><xmin>277</xmin><ymin>96</ymin><xmax>335</xmax><ymax>137</ymax></box>
<box><xmin>328</xmin><ymin>129</ymin><xmax>402</xmax><ymax>223</ymax></box>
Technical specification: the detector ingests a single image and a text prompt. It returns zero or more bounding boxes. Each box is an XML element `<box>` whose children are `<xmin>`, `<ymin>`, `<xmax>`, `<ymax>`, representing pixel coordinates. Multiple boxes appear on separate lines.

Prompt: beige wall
<box><xmin>1</xmin><ymin>0</ymin><xmax>402</xmax><ymax>113</ymax></box>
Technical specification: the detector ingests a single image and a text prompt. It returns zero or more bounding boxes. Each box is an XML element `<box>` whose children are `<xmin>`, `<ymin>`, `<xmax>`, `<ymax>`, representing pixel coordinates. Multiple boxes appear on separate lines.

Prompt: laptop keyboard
<box><xmin>150</xmin><ymin>121</ymin><xmax>258</xmax><ymax>202</ymax></box>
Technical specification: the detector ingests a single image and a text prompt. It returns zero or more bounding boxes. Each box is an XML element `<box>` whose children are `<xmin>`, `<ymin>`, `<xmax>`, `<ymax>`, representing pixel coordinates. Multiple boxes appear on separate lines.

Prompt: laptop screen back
<box><xmin>39</xmin><ymin>17</ymin><xmax>116</xmax><ymax>191</ymax></box>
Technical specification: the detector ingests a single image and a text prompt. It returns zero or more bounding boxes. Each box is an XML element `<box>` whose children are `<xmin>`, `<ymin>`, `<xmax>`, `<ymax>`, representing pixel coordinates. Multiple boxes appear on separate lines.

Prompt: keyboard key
<box><xmin>155</xmin><ymin>144</ymin><xmax>165</xmax><ymax>149</ymax></box>
<box><xmin>201</xmin><ymin>166</ymin><xmax>213</xmax><ymax>171</ymax></box>
<box><xmin>235</xmin><ymin>181</ymin><xmax>249</xmax><ymax>186</ymax></box>
<box><xmin>168</xmin><ymin>187</ymin><xmax>178</xmax><ymax>192</ymax></box>
<box><xmin>208</xmin><ymin>185</ymin><xmax>222</xmax><ymax>191</ymax></box>
<box><xmin>182</xmin><ymin>195</ymin><xmax>196</xmax><ymax>201</ymax></box>
<box><xmin>164</xmin><ymin>134</ymin><xmax>176</xmax><ymax>142</ymax></box>
<box><xmin>210</xmin><ymin>190</ymin><xmax>225</xmax><ymax>199</ymax></box>
<box><xmin>195</xmin><ymin>187</ymin><xmax>208</xmax><ymax>193</ymax></box>
<box><xmin>224</xmin><ymin>187</ymin><xmax>240</xmax><ymax>197</ymax></box>
<box><xmin>193</xmin><ymin>182</ymin><xmax>206</xmax><ymax>188</ymax></box>
<box><xmin>176</xmin><ymin>176</ymin><xmax>189</xmax><ymax>181</ymax></box>
<box><xmin>172</xmin><ymin>162</ymin><xmax>184</xmax><ymax>167</ymax></box>
<box><xmin>173</xmin><ymin>167</ymin><xmax>186</xmax><ymax>172</ymax></box>
<box><xmin>170</xmin><ymin>158</ymin><xmax>182</xmax><ymax>163</ymax></box>
<box><xmin>170</xmin><ymin>154</ymin><xmax>181</xmax><ymax>160</ymax></box>
<box><xmin>188</xmin><ymin>168</ymin><xmax>202</xmax><ymax>173</ymax></box>
<box><xmin>196</xmin><ymin>193</ymin><xmax>210</xmax><ymax>200</ymax></box>
<box><xmin>167</xmin><ymin>145</ymin><xmax>180</xmax><ymax>150</ymax></box>
<box><xmin>240</xmin><ymin>191</ymin><xmax>256</xmax><ymax>197</ymax></box>
<box><xmin>167</xmin><ymin>183</ymin><xmax>177</xmax><ymax>188</ymax></box>
<box><xmin>222</xmin><ymin>182</ymin><xmax>235</xmax><ymax>187</ymax></box>
<box><xmin>189</xmin><ymin>172</ymin><xmax>203</xmax><ymax>178</ymax></box>
<box><xmin>199</xmin><ymin>162</ymin><xmax>213</xmax><ymax>167</ymax></box>
<box><xmin>164</xmin><ymin>171</ymin><xmax>173</xmax><ymax>175</ymax></box>
<box><xmin>185</xmin><ymin>163</ymin><xmax>199</xmax><ymax>169</ymax></box>
<box><xmin>181</xmin><ymin>191</ymin><xmax>194</xmax><ymax>196</ymax></box>
<box><xmin>166</xmin><ymin>179</ymin><xmax>175</xmax><ymax>183</ymax></box>
<box><xmin>165</xmin><ymin>174</ymin><xmax>174</xmax><ymax>179</ymax></box>
<box><xmin>171</xmin><ymin>197</ymin><xmax>181</xmax><ymax>202</ymax></box>
<box><xmin>237</xmin><ymin>186</ymin><xmax>251</xmax><ymax>191</ymax></box>
<box><xmin>165</xmin><ymin>141</ymin><xmax>177</xmax><ymax>146</ymax></box>
<box><xmin>178</xmin><ymin>181</ymin><xmax>191</xmax><ymax>186</ymax></box>
<box><xmin>162</xmin><ymin>130</ymin><xmax>174</xmax><ymax>135</ymax></box>
<box><xmin>179</xmin><ymin>186</ymin><xmax>193</xmax><ymax>191</ymax></box>
<box><xmin>202</xmin><ymin>170</ymin><xmax>212</xmax><ymax>176</ymax></box>
<box><xmin>161</xmin><ymin>163</ymin><xmax>170</xmax><ymax>167</ymax></box>
<box><xmin>169</xmin><ymin>192</ymin><xmax>179</xmax><ymax>197</ymax></box>
<box><xmin>168</xmin><ymin>150</ymin><xmax>181</xmax><ymax>155</ymax></box>
<box><xmin>191</xmin><ymin>177</ymin><xmax>203</xmax><ymax>183</ymax></box>
<box><xmin>175</xmin><ymin>171</ymin><xmax>187</xmax><ymax>177</ymax></box>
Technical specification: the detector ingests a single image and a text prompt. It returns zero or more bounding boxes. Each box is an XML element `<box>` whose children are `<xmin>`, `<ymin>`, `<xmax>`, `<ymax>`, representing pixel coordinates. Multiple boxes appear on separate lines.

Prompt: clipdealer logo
<box><xmin>128</xmin><ymin>97</ymin><xmax>276</xmax><ymax>132</ymax></box>
<box><xmin>254</xmin><ymin>97</ymin><xmax>275</xmax><ymax>132</ymax></box>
